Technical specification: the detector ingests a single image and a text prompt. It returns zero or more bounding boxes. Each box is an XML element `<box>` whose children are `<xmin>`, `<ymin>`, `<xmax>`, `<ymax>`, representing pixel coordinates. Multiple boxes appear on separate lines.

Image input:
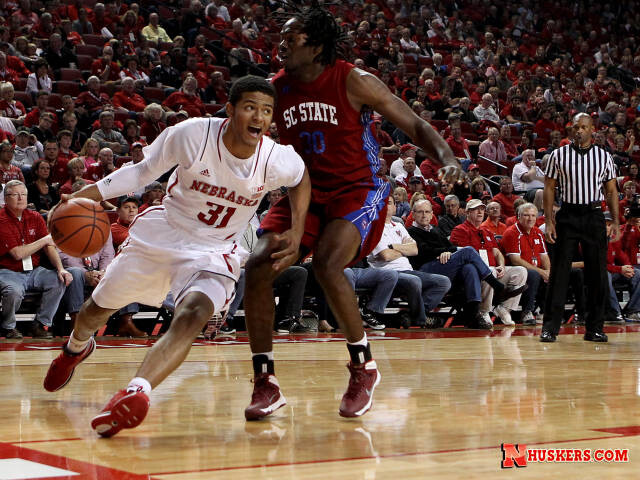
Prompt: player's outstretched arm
<box><xmin>271</xmin><ymin>167</ymin><xmax>311</xmax><ymax>271</ymax></box>
<box><xmin>346</xmin><ymin>68</ymin><xmax>462</xmax><ymax>181</ymax></box>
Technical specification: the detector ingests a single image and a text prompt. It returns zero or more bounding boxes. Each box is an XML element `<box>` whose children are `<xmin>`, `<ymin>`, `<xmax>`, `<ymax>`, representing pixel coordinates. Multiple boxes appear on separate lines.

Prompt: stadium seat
<box><xmin>204</xmin><ymin>104</ymin><xmax>224</xmax><ymax>115</ymax></box>
<box><xmin>82</xmin><ymin>34</ymin><xmax>106</xmax><ymax>47</ymax></box>
<box><xmin>15</xmin><ymin>77</ymin><xmax>27</xmax><ymax>91</ymax></box>
<box><xmin>13</xmin><ymin>91</ymin><xmax>32</xmax><ymax>108</ymax></box>
<box><xmin>76</xmin><ymin>44</ymin><xmax>101</xmax><ymax>57</ymax></box>
<box><xmin>76</xmin><ymin>54</ymin><xmax>94</xmax><ymax>70</ymax></box>
<box><xmin>48</xmin><ymin>93</ymin><xmax>63</xmax><ymax>109</ymax></box>
<box><xmin>143</xmin><ymin>86</ymin><xmax>166</xmax><ymax>103</ymax></box>
<box><xmin>54</xmin><ymin>81</ymin><xmax>80</xmax><ymax>96</ymax></box>
<box><xmin>59</xmin><ymin>68</ymin><xmax>84</xmax><ymax>82</ymax></box>
<box><xmin>418</xmin><ymin>57</ymin><xmax>433</xmax><ymax>67</ymax></box>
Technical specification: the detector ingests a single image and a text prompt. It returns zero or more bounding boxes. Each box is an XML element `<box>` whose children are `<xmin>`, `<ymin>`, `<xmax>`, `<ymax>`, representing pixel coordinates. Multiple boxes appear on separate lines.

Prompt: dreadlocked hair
<box><xmin>273</xmin><ymin>1</ymin><xmax>350</xmax><ymax>65</ymax></box>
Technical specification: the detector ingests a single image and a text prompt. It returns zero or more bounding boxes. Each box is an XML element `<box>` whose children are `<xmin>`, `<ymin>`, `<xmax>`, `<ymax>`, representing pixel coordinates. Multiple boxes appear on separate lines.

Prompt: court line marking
<box><xmin>150</xmin><ymin>427</ymin><xmax>640</xmax><ymax>475</ymax></box>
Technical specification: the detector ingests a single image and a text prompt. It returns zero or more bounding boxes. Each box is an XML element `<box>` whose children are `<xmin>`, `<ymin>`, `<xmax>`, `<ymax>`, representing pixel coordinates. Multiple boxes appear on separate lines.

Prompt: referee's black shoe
<box><xmin>540</xmin><ymin>330</ymin><xmax>556</xmax><ymax>342</ymax></box>
<box><xmin>584</xmin><ymin>331</ymin><xmax>608</xmax><ymax>342</ymax></box>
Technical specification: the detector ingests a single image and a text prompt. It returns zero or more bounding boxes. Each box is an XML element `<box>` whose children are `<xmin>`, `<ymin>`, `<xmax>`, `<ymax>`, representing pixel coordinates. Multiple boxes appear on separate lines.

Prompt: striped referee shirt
<box><xmin>544</xmin><ymin>143</ymin><xmax>616</xmax><ymax>204</ymax></box>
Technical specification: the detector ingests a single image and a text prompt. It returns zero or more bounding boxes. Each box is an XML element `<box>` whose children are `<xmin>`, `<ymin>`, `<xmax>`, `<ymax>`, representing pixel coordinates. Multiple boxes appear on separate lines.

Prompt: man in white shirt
<box><xmin>367</xmin><ymin>195</ymin><xmax>451</xmax><ymax>327</ymax></box>
<box><xmin>511</xmin><ymin>149</ymin><xmax>545</xmax><ymax>201</ymax></box>
<box><xmin>473</xmin><ymin>93</ymin><xmax>501</xmax><ymax>124</ymax></box>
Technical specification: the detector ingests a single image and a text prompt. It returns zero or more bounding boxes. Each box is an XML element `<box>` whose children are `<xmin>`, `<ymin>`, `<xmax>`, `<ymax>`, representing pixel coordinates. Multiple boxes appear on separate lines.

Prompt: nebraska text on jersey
<box><xmin>189</xmin><ymin>180</ymin><xmax>261</xmax><ymax>206</ymax></box>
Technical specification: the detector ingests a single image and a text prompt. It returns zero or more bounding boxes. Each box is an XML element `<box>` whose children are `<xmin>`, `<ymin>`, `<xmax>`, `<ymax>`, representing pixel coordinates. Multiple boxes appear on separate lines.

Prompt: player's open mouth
<box><xmin>248</xmin><ymin>126</ymin><xmax>261</xmax><ymax>137</ymax></box>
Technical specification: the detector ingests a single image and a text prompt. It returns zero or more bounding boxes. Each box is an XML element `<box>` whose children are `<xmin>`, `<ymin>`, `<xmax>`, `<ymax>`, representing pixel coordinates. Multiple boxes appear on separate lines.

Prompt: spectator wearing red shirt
<box><xmin>187</xmin><ymin>34</ymin><xmax>216</xmax><ymax>64</ymax></box>
<box><xmin>75</xmin><ymin>76</ymin><xmax>112</xmax><ymax>117</ymax></box>
<box><xmin>112</xmin><ymin>77</ymin><xmax>147</xmax><ymax>113</ymax></box>
<box><xmin>41</xmin><ymin>139</ymin><xmax>66</xmax><ymax>186</ymax></box>
<box><xmin>450</xmin><ymin>199</ymin><xmax>527</xmax><ymax>325</ymax></box>
<box><xmin>162</xmin><ymin>75</ymin><xmax>206</xmax><ymax>119</ymax></box>
<box><xmin>501</xmin><ymin>202</ymin><xmax>550</xmax><ymax>324</ymax></box>
<box><xmin>58</xmin><ymin>157</ymin><xmax>95</xmax><ymax>195</ymax></box>
<box><xmin>605</xmin><ymin>212</ymin><xmax>640</xmax><ymax>321</ymax></box>
<box><xmin>91</xmin><ymin>46</ymin><xmax>121</xmax><ymax>83</ymax></box>
<box><xmin>446</xmin><ymin>123</ymin><xmax>472</xmax><ymax>161</ymax></box>
<box><xmin>139</xmin><ymin>181</ymin><xmax>165</xmax><ymax>212</ymax></box>
<box><xmin>111</xmin><ymin>195</ymin><xmax>139</xmax><ymax>251</ymax></box>
<box><xmin>0</xmin><ymin>142</ymin><xmax>24</xmax><ymax>184</ymax></box>
<box><xmin>493</xmin><ymin>177</ymin><xmax>520</xmax><ymax>220</ymax></box>
<box><xmin>85</xmin><ymin>147</ymin><xmax>116</xmax><ymax>182</ymax></box>
<box><xmin>140</xmin><ymin>104</ymin><xmax>166</xmax><ymax>145</ymax></box>
<box><xmin>0</xmin><ymin>82</ymin><xmax>26</xmax><ymax>123</ymax></box>
<box><xmin>56</xmin><ymin>129</ymin><xmax>77</xmax><ymax>172</ymax></box>
<box><xmin>534</xmin><ymin>108</ymin><xmax>558</xmax><ymax>144</ymax></box>
<box><xmin>182</xmin><ymin>55</ymin><xmax>210</xmax><ymax>90</ymax></box>
<box><xmin>0</xmin><ymin>180</ymin><xmax>71</xmax><ymax>339</ymax></box>
<box><xmin>500</xmin><ymin>125</ymin><xmax>520</xmax><ymax>159</ymax></box>
<box><xmin>481</xmin><ymin>201</ymin><xmax>508</xmax><ymax>238</ymax></box>
<box><xmin>24</xmin><ymin>92</ymin><xmax>57</xmax><ymax>129</ymax></box>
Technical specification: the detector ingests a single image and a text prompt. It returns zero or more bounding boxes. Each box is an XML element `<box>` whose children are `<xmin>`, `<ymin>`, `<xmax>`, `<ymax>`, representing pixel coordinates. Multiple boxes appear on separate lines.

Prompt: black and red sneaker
<box><xmin>245</xmin><ymin>373</ymin><xmax>287</xmax><ymax>421</ymax></box>
<box><xmin>43</xmin><ymin>337</ymin><xmax>96</xmax><ymax>392</ymax></box>
<box><xmin>339</xmin><ymin>360</ymin><xmax>381</xmax><ymax>418</ymax></box>
<box><xmin>91</xmin><ymin>389</ymin><xmax>150</xmax><ymax>437</ymax></box>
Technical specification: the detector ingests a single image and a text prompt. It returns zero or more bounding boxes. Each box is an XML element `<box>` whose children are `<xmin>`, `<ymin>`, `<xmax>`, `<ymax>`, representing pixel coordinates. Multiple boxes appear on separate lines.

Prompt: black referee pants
<box><xmin>543</xmin><ymin>204</ymin><xmax>608</xmax><ymax>335</ymax></box>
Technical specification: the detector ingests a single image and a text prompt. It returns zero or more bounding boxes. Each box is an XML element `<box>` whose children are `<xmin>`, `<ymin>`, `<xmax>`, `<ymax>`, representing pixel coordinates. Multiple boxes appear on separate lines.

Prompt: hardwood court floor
<box><xmin>1</xmin><ymin>325</ymin><xmax>639</xmax><ymax>479</ymax></box>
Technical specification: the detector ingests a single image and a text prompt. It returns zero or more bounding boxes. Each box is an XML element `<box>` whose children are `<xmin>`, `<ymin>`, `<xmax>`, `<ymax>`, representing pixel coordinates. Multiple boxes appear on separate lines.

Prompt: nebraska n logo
<box><xmin>200</xmin><ymin>168</ymin><xmax>211</xmax><ymax>177</ymax></box>
<box><xmin>501</xmin><ymin>443</ymin><xmax>527</xmax><ymax>468</ymax></box>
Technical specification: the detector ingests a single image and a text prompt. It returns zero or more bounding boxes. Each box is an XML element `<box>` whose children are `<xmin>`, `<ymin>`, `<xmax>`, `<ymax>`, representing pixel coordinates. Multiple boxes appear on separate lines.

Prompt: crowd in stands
<box><xmin>3</xmin><ymin>0</ymin><xmax>640</xmax><ymax>337</ymax></box>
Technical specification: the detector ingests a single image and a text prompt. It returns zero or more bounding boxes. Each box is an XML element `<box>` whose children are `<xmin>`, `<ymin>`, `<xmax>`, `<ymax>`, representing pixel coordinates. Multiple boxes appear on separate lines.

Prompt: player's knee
<box><xmin>312</xmin><ymin>255</ymin><xmax>344</xmax><ymax>284</ymax></box>
<box><xmin>174</xmin><ymin>299</ymin><xmax>212</xmax><ymax>330</ymax></box>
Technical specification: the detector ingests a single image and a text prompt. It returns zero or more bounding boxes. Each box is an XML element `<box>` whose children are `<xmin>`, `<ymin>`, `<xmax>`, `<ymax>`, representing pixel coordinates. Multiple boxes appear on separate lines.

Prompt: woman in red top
<box><xmin>140</xmin><ymin>103</ymin><xmax>166</xmax><ymax>144</ymax></box>
<box><xmin>0</xmin><ymin>82</ymin><xmax>26</xmax><ymax>123</ymax></box>
<box><xmin>620</xmin><ymin>163</ymin><xmax>640</xmax><ymax>191</ymax></box>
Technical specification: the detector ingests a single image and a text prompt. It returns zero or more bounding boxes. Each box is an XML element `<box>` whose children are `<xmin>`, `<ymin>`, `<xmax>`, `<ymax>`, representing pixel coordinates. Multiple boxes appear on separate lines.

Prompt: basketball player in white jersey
<box><xmin>43</xmin><ymin>76</ymin><xmax>311</xmax><ymax>437</ymax></box>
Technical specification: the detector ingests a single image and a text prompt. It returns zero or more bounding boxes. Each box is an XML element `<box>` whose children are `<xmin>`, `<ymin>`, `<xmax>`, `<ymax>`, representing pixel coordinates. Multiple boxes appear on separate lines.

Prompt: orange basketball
<box><xmin>49</xmin><ymin>198</ymin><xmax>111</xmax><ymax>257</ymax></box>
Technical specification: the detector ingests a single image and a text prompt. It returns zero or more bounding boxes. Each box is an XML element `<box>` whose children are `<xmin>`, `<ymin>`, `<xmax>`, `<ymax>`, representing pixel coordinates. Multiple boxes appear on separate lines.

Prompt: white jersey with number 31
<box><xmin>96</xmin><ymin>117</ymin><xmax>305</xmax><ymax>245</ymax></box>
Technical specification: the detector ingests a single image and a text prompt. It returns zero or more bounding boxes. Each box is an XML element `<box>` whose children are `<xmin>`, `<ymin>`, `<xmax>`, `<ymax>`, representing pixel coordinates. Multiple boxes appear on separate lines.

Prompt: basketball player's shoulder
<box><xmin>170</xmin><ymin>116</ymin><xmax>223</xmax><ymax>136</ymax></box>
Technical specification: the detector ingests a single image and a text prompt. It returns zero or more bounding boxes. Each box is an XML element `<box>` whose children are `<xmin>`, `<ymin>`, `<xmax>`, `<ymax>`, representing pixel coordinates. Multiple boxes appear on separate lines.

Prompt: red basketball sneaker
<box><xmin>339</xmin><ymin>360</ymin><xmax>381</xmax><ymax>418</ymax></box>
<box><xmin>91</xmin><ymin>389</ymin><xmax>150</xmax><ymax>437</ymax></box>
<box><xmin>245</xmin><ymin>373</ymin><xmax>287</xmax><ymax>421</ymax></box>
<box><xmin>43</xmin><ymin>337</ymin><xmax>96</xmax><ymax>392</ymax></box>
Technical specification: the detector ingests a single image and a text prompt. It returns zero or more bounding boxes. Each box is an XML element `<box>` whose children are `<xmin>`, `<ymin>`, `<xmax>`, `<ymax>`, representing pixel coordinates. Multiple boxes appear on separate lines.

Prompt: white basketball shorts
<box><xmin>92</xmin><ymin>207</ymin><xmax>241</xmax><ymax>312</ymax></box>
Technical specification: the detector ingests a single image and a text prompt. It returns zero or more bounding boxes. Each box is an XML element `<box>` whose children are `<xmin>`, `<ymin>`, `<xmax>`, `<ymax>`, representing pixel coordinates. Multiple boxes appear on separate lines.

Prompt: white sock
<box><xmin>347</xmin><ymin>333</ymin><xmax>368</xmax><ymax>347</ymax></box>
<box><xmin>66</xmin><ymin>331</ymin><xmax>90</xmax><ymax>353</ymax></box>
<box><xmin>127</xmin><ymin>377</ymin><xmax>152</xmax><ymax>394</ymax></box>
<box><xmin>252</xmin><ymin>351</ymin><xmax>274</xmax><ymax>361</ymax></box>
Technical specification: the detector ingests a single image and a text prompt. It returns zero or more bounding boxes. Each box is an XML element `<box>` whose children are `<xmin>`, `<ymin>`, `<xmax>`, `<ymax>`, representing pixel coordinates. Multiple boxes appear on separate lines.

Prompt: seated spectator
<box><xmin>393</xmin><ymin>186</ymin><xmax>411</xmax><ymax>219</ymax></box>
<box><xmin>150</xmin><ymin>51</ymin><xmax>181</xmax><ymax>90</ymax></box>
<box><xmin>139</xmin><ymin>181</ymin><xmax>165</xmax><ymax>212</ymax></box>
<box><xmin>60</xmin><ymin>111</ymin><xmax>87</xmax><ymax>153</ymax></box>
<box><xmin>162</xmin><ymin>75</ymin><xmax>206</xmax><ymax>119</ymax></box>
<box><xmin>0</xmin><ymin>51</ymin><xmax>19</xmax><ymax>84</ymax></box>
<box><xmin>24</xmin><ymin>91</ymin><xmax>56</xmax><ymax>130</ymax></box>
<box><xmin>478</xmin><ymin>127</ymin><xmax>508</xmax><ymax>164</ymax></box>
<box><xmin>367</xmin><ymin>196</ymin><xmax>451</xmax><ymax>327</ymax></box>
<box><xmin>0</xmin><ymin>142</ymin><xmax>24</xmax><ymax>184</ymax></box>
<box><xmin>344</xmin><ymin>263</ymin><xmax>396</xmax><ymax>330</ymax></box>
<box><xmin>437</xmin><ymin>194</ymin><xmax>465</xmax><ymax>237</ymax></box>
<box><xmin>620</xmin><ymin>162</ymin><xmax>640</xmax><ymax>191</ymax></box>
<box><xmin>119</xmin><ymin>56</ymin><xmax>149</xmax><ymax>86</ymax></box>
<box><xmin>77</xmin><ymin>138</ymin><xmax>100</xmax><ymax>170</ymax></box>
<box><xmin>0</xmin><ymin>81</ymin><xmax>26</xmax><ymax>126</ymax></box>
<box><xmin>612</xmin><ymin>134</ymin><xmax>633</xmax><ymax>173</ymax></box>
<box><xmin>534</xmin><ymin>107</ymin><xmax>558</xmax><ymax>144</ymax></box>
<box><xmin>500</xmin><ymin>96</ymin><xmax>534</xmax><ymax>128</ymax></box>
<box><xmin>12</xmin><ymin>128</ymin><xmax>40</xmax><ymax>174</ymax></box>
<box><xmin>605</xmin><ymin>212</ymin><xmax>640</xmax><ymax>322</ymax></box>
<box><xmin>389</xmin><ymin>143</ymin><xmax>416</xmax><ymax>178</ymax></box>
<box><xmin>0</xmin><ymin>180</ymin><xmax>72</xmax><ymax>339</ymax></box>
<box><xmin>91</xmin><ymin>111</ymin><xmax>129</xmax><ymax>155</ymax></box>
<box><xmin>395</xmin><ymin>155</ymin><xmax>427</xmax><ymax>191</ymax></box>
<box><xmin>501</xmin><ymin>202</ymin><xmax>550</xmax><ymax>324</ymax></box>
<box><xmin>481</xmin><ymin>201</ymin><xmax>507</xmax><ymax>238</ymax></box>
<box><xmin>26</xmin><ymin>59</ymin><xmax>52</xmax><ymax>100</ymax></box>
<box><xmin>500</xmin><ymin>125</ymin><xmax>520</xmax><ymax>159</ymax></box>
<box><xmin>59</xmin><ymin>157</ymin><xmax>95</xmax><ymax>195</ymax></box>
<box><xmin>29</xmin><ymin>111</ymin><xmax>56</xmax><ymax>145</ymax></box>
<box><xmin>446</xmin><ymin>123</ymin><xmax>475</xmax><ymax>170</ymax></box>
<box><xmin>123</xmin><ymin>119</ymin><xmax>141</xmax><ymax>147</ymax></box>
<box><xmin>450</xmin><ymin>199</ymin><xmax>528</xmax><ymax>326</ymax></box>
<box><xmin>512</xmin><ymin>149</ymin><xmax>545</xmax><ymax>199</ymax></box>
<box><xmin>85</xmin><ymin>147</ymin><xmax>116</xmax><ymax>182</ymax></box>
<box><xmin>493</xmin><ymin>176</ymin><xmax>519</xmax><ymax>220</ymax></box>
<box><xmin>72</xmin><ymin>8</ymin><xmax>94</xmax><ymax>34</ymax></box>
<box><xmin>26</xmin><ymin>159</ymin><xmax>59</xmax><ymax>216</ymax></box>
<box><xmin>140</xmin><ymin>103</ymin><xmax>166</xmax><ymax>144</ymax></box>
<box><xmin>468</xmin><ymin>177</ymin><xmax>489</xmax><ymax>202</ymax></box>
<box><xmin>407</xmin><ymin>199</ymin><xmax>518</xmax><ymax>329</ymax></box>
<box><xmin>112</xmin><ymin>77</ymin><xmax>147</xmax><ymax>113</ymax></box>
<box><xmin>473</xmin><ymin>93</ymin><xmax>501</xmax><ymax>124</ymax></box>
<box><xmin>42</xmin><ymin>33</ymin><xmax>77</xmax><ymax>74</ymax></box>
<box><xmin>75</xmin><ymin>76</ymin><xmax>112</xmax><ymax>118</ymax></box>
<box><xmin>91</xmin><ymin>46</ymin><xmax>121</xmax><ymax>83</ymax></box>
<box><xmin>619</xmin><ymin>181</ymin><xmax>636</xmax><ymax>223</ymax></box>
<box><xmin>141</xmin><ymin>12</ymin><xmax>172</xmax><ymax>45</ymax></box>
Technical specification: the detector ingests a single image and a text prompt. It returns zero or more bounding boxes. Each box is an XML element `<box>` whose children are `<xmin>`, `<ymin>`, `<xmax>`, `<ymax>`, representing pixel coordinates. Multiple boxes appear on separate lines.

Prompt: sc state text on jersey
<box><xmin>282</xmin><ymin>102</ymin><xmax>338</xmax><ymax>129</ymax></box>
<box><xmin>189</xmin><ymin>180</ymin><xmax>260</xmax><ymax>206</ymax></box>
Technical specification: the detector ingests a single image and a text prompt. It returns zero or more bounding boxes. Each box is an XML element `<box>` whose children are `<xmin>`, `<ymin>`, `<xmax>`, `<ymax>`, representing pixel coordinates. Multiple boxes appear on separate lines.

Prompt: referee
<box><xmin>541</xmin><ymin>113</ymin><xmax>620</xmax><ymax>343</ymax></box>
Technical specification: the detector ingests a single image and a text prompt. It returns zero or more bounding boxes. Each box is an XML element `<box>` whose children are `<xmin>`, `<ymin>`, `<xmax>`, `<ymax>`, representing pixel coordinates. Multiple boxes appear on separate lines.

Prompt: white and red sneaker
<box><xmin>339</xmin><ymin>360</ymin><xmax>381</xmax><ymax>418</ymax></box>
<box><xmin>43</xmin><ymin>337</ymin><xmax>96</xmax><ymax>392</ymax></box>
<box><xmin>91</xmin><ymin>389</ymin><xmax>150</xmax><ymax>437</ymax></box>
<box><xmin>245</xmin><ymin>374</ymin><xmax>287</xmax><ymax>421</ymax></box>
